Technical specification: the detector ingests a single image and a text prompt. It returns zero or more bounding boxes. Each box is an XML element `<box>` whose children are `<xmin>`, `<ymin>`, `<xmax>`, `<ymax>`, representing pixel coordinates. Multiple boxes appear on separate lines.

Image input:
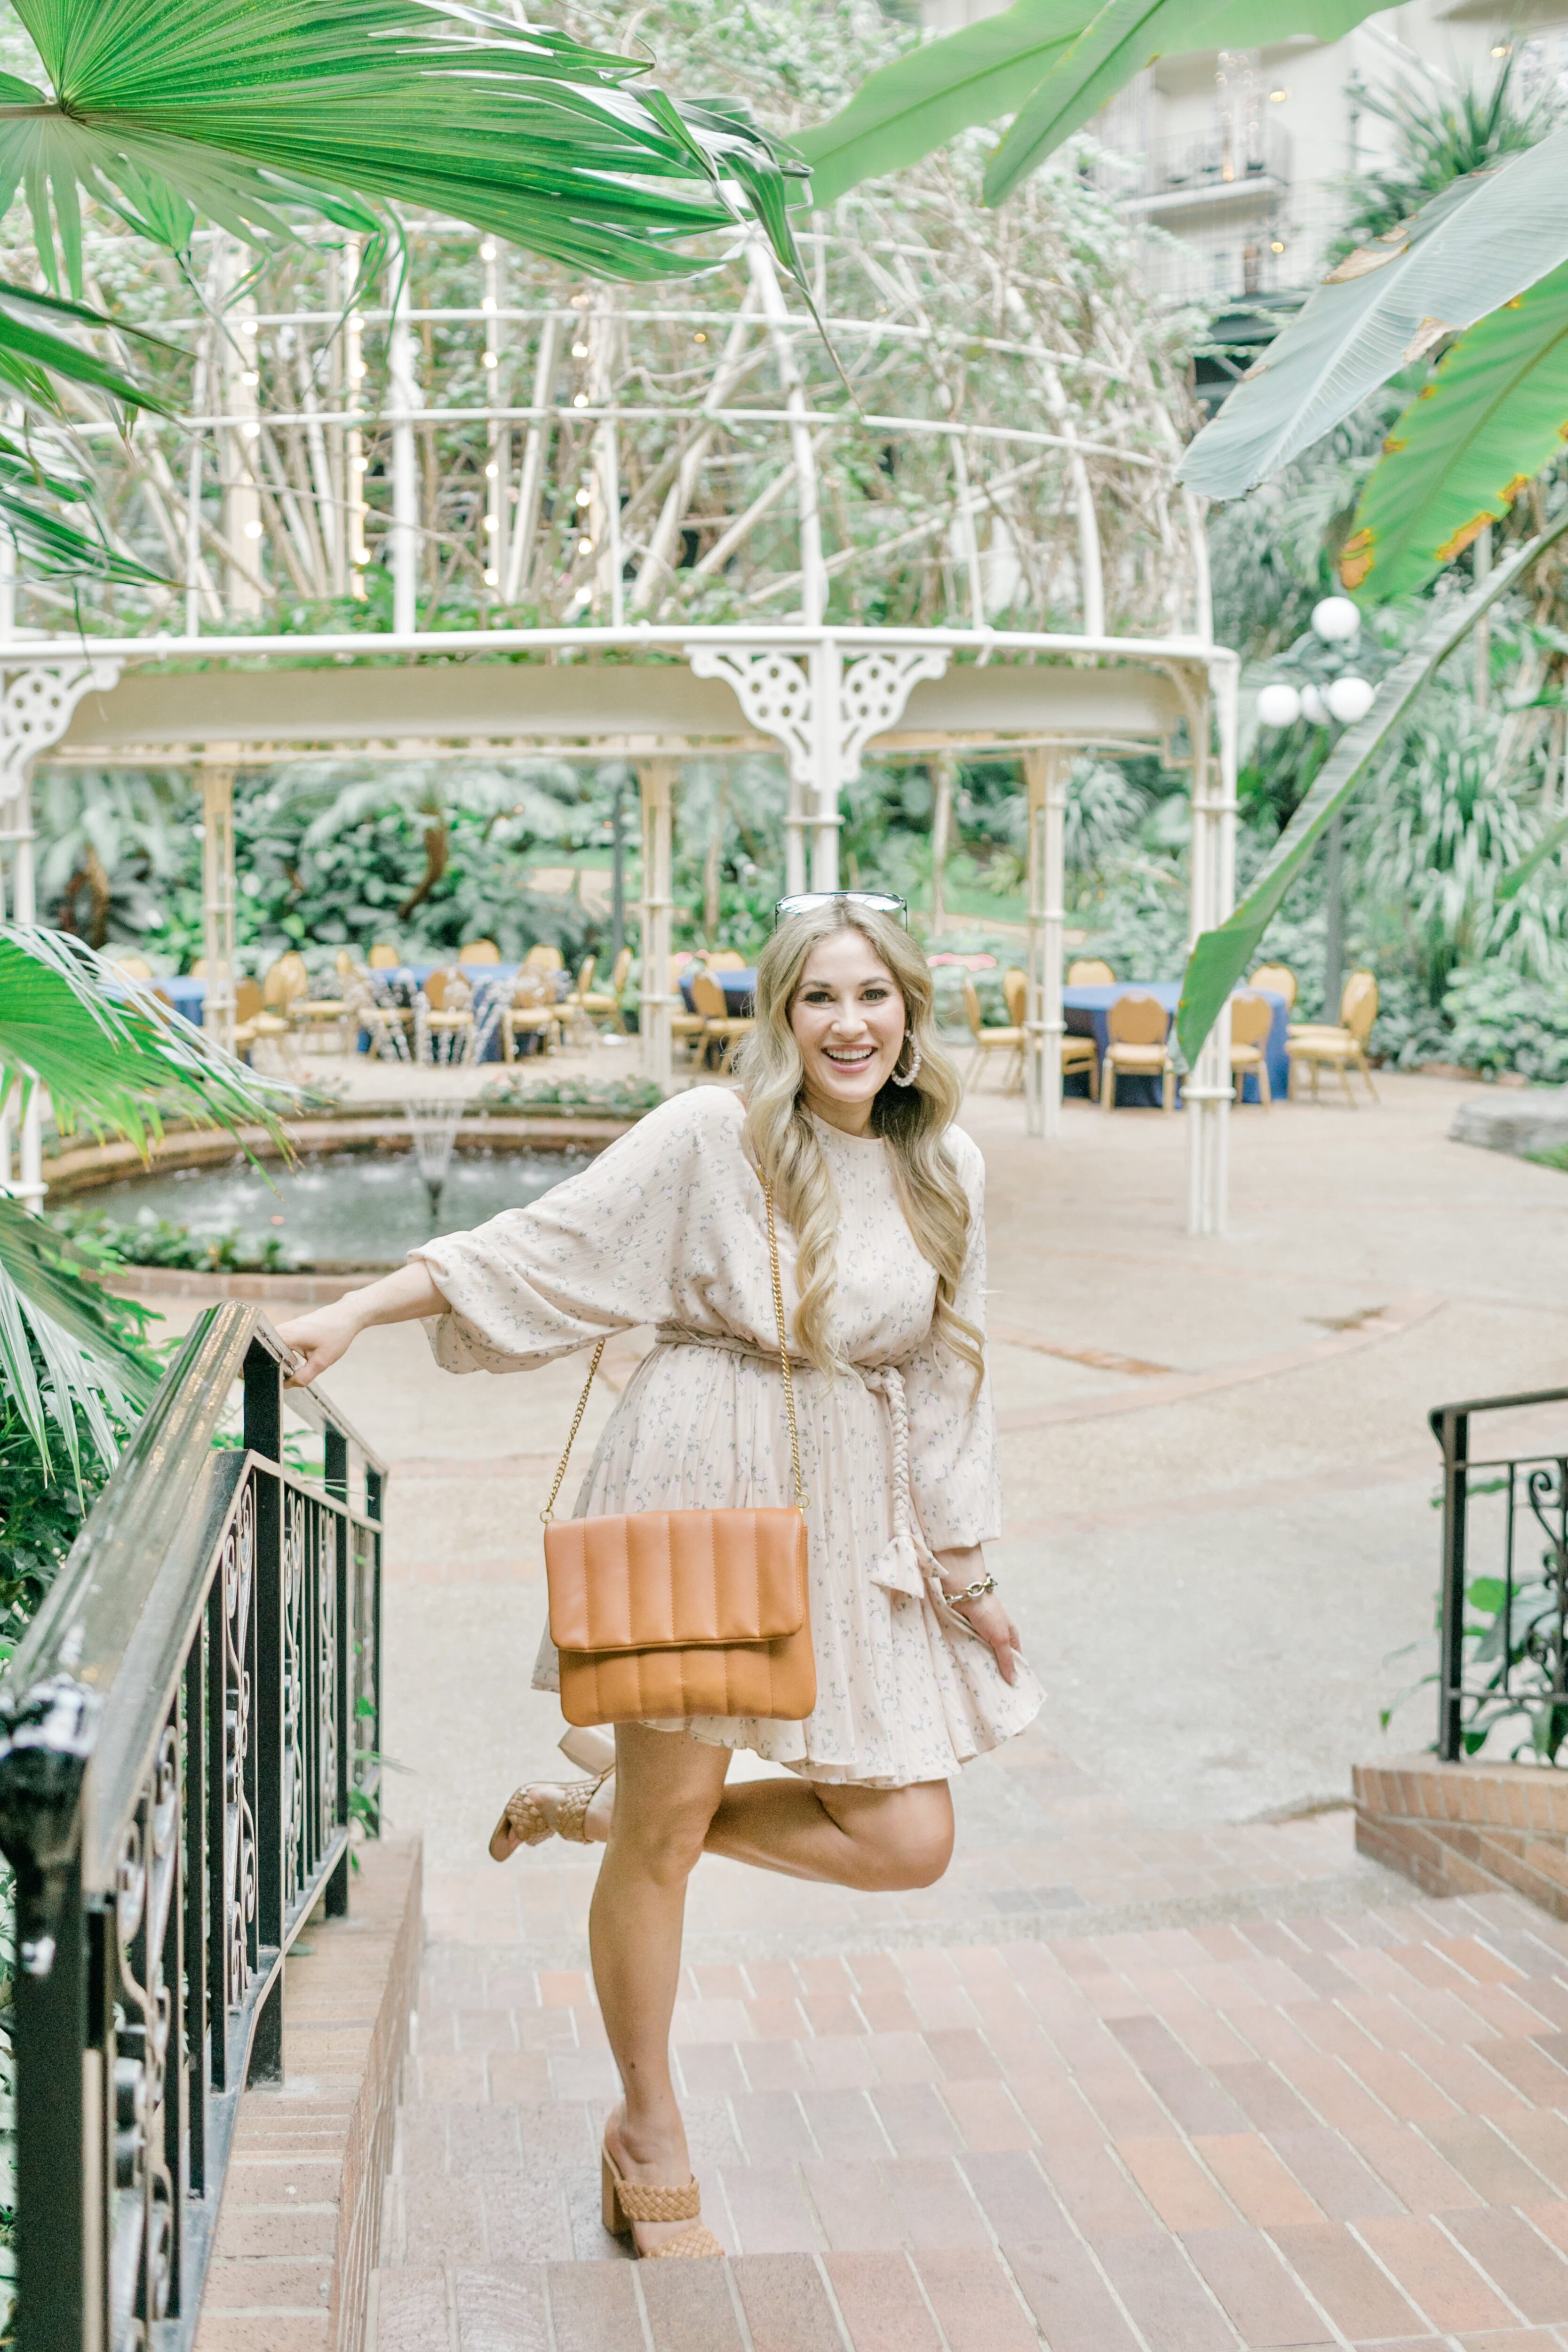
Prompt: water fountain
<box><xmin>344</xmin><ymin>969</ymin><xmax>508</xmax><ymax>1224</ymax></box>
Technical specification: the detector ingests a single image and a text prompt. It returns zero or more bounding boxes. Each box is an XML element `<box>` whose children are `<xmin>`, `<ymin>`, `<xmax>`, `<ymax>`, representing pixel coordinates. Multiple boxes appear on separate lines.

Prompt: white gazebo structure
<box><xmin>0</xmin><ymin>181</ymin><xmax>1237</xmax><ymax>1231</ymax></box>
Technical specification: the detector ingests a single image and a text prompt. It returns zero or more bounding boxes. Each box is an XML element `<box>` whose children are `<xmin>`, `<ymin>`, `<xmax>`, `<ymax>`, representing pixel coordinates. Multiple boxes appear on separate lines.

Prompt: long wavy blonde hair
<box><xmin>734</xmin><ymin>901</ymin><xmax>982</xmax><ymax>1387</ymax></box>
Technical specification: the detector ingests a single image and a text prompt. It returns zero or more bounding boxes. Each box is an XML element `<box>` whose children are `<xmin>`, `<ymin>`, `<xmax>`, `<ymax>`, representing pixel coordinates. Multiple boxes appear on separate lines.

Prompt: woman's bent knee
<box><xmin>880</xmin><ymin>1812</ymin><xmax>954</xmax><ymax>1890</ymax></box>
<box><xmin>609</xmin><ymin>1796</ymin><xmax>716</xmax><ymax>1886</ymax></box>
<box><xmin>839</xmin><ymin>1785</ymin><xmax>954</xmax><ymax>1892</ymax></box>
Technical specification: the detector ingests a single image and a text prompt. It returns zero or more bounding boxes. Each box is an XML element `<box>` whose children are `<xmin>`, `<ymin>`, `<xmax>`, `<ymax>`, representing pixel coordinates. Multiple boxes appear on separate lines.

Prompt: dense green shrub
<box><xmin>50</xmin><ymin>1207</ymin><xmax>293</xmax><ymax>1273</ymax></box>
<box><xmin>1442</xmin><ymin>969</ymin><xmax>1568</xmax><ymax>1084</ymax></box>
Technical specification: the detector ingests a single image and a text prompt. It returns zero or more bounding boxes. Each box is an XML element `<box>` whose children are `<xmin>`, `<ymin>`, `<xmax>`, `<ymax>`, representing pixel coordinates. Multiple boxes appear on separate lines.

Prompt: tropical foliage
<box><xmin>1178</xmin><ymin>121</ymin><xmax>1568</xmax><ymax>508</ymax></box>
<box><xmin>0</xmin><ymin>0</ymin><xmax>807</xmax><ymax>297</ymax></box>
<box><xmin>794</xmin><ymin>0</ymin><xmax>1381</xmax><ymax>208</ymax></box>
<box><xmin>0</xmin><ymin>274</ymin><xmax>172</xmax><ymax>580</ymax></box>
<box><xmin>0</xmin><ymin>925</ymin><xmax>286</xmax><ymax>1473</ymax></box>
<box><xmin>1334</xmin><ymin>56</ymin><xmax>1557</xmax><ymax>255</ymax></box>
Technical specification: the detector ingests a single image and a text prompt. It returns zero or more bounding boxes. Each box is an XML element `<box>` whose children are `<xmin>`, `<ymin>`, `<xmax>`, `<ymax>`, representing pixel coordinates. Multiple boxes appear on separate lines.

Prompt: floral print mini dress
<box><xmin>413</xmin><ymin>1085</ymin><xmax>1043</xmax><ymax>1788</ymax></box>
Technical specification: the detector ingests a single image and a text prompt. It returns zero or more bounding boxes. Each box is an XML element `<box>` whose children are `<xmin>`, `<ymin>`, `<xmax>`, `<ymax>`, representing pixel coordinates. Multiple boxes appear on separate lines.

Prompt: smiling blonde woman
<box><xmin>278</xmin><ymin>897</ymin><xmax>1042</xmax><ymax>2258</ymax></box>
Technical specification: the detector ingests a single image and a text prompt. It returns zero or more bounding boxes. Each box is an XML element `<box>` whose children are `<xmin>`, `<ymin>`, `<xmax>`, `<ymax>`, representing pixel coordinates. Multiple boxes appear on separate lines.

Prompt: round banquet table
<box><xmin>364</xmin><ymin>961</ymin><xmax>552</xmax><ymax>1061</ymax></box>
<box><xmin>1064</xmin><ymin>981</ymin><xmax>1289</xmax><ymax>1106</ymax></box>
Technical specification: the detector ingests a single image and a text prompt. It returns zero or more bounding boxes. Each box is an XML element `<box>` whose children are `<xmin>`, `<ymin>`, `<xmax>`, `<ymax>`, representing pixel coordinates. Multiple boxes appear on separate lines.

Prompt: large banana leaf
<box><xmin>1340</xmin><ymin>261</ymin><xmax>1568</xmax><ymax>602</ymax></box>
<box><xmin>0</xmin><ymin>0</ymin><xmax>807</xmax><ymax>294</ymax></box>
<box><xmin>984</xmin><ymin>0</ymin><xmax>1372</xmax><ymax>207</ymax></box>
<box><xmin>0</xmin><ymin>925</ymin><xmax>287</xmax><ymax>1154</ymax></box>
<box><xmin>1174</xmin><ymin>504</ymin><xmax>1568</xmax><ymax>1065</ymax></box>
<box><xmin>1179</xmin><ymin>126</ymin><xmax>1568</xmax><ymax>500</ymax></box>
<box><xmin>796</xmin><ymin>0</ymin><xmax>1377</xmax><ymax>210</ymax></box>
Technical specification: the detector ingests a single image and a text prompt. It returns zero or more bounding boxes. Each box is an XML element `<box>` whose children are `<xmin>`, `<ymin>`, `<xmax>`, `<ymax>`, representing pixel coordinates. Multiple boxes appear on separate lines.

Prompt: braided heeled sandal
<box><xmin>488</xmin><ymin>1769</ymin><xmax>611</xmax><ymax>1863</ymax></box>
<box><xmin>601</xmin><ymin>2140</ymin><xmax>724</xmax><ymax>2258</ymax></box>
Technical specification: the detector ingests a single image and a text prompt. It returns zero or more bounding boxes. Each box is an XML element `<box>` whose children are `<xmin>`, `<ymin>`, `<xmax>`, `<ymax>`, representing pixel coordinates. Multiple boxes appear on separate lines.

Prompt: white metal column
<box><xmin>810</xmin><ymin>636</ymin><xmax>841</xmax><ymax>891</ymax></box>
<box><xmin>199</xmin><ymin>745</ymin><xmax>239</xmax><ymax>1056</ymax></box>
<box><xmin>1023</xmin><ymin>747</ymin><xmax>1067</xmax><ymax>1141</ymax></box>
<box><xmin>1184</xmin><ymin>665</ymin><xmax>1237</xmax><ymax>1237</ymax></box>
<box><xmin>219</xmin><ymin>254</ymin><xmax>263</xmax><ymax>620</ymax></box>
<box><xmin>638</xmin><ymin>757</ymin><xmax>676</xmax><ymax>1092</ymax></box>
<box><xmin>389</xmin><ymin>266</ymin><xmax>421</xmax><ymax>636</ymax></box>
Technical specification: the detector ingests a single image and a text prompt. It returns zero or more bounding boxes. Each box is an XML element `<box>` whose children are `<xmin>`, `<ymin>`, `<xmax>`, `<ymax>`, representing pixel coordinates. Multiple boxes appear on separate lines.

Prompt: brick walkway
<box><xmin>370</xmin><ymin>1731</ymin><xmax>1568</xmax><ymax>2351</ymax></box>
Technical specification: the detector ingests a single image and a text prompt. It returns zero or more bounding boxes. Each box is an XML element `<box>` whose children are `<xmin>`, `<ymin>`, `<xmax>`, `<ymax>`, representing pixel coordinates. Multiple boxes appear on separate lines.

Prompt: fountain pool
<box><xmin>78</xmin><ymin>1144</ymin><xmax>593</xmax><ymax>1269</ymax></box>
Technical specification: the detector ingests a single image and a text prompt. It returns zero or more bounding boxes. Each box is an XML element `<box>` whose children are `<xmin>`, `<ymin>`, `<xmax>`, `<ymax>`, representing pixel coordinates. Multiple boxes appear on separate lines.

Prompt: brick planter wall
<box><xmin>194</xmin><ymin>1836</ymin><xmax>422</xmax><ymax>2352</ymax></box>
<box><xmin>1354</xmin><ymin>1754</ymin><xmax>1568</xmax><ymax>1918</ymax></box>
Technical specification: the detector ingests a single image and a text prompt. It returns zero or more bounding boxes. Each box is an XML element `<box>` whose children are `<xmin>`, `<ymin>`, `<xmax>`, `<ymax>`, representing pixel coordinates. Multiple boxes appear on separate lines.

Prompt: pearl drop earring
<box><xmin>891</xmin><ymin>1033</ymin><xmax>921</xmax><ymax>1087</ymax></box>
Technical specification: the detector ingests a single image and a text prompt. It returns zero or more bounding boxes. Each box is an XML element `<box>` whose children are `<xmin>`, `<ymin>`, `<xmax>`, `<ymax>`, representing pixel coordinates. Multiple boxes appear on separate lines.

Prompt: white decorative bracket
<box><xmin>837</xmin><ymin>647</ymin><xmax>948</xmax><ymax>781</ymax></box>
<box><xmin>689</xmin><ymin>646</ymin><xmax>815</xmax><ymax>780</ymax></box>
<box><xmin>0</xmin><ymin>659</ymin><xmax>121</xmax><ymax>812</ymax></box>
<box><xmin>689</xmin><ymin>642</ymin><xmax>948</xmax><ymax>782</ymax></box>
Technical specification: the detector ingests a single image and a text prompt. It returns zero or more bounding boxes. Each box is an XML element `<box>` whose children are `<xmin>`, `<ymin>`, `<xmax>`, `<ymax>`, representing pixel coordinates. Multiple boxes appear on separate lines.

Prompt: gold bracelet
<box><xmin>942</xmin><ymin>1571</ymin><xmax>997</xmax><ymax>1605</ymax></box>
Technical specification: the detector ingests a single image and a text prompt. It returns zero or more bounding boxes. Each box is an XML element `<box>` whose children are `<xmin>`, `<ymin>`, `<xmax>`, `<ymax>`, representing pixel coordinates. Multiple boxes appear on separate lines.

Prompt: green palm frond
<box><xmin>0</xmin><ymin>0</ymin><xmax>809</xmax><ymax>294</ymax></box>
<box><xmin>0</xmin><ymin>278</ymin><xmax>176</xmax><ymax>581</ymax></box>
<box><xmin>0</xmin><ymin>1199</ymin><xmax>158</xmax><ymax>1484</ymax></box>
<box><xmin>0</xmin><ymin>924</ymin><xmax>288</xmax><ymax>1153</ymax></box>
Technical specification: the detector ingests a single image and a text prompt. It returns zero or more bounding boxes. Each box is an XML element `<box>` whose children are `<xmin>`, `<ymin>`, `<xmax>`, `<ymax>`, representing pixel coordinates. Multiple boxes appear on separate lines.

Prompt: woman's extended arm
<box><xmin>276</xmin><ymin>1259</ymin><xmax>447</xmax><ymax>1385</ymax></box>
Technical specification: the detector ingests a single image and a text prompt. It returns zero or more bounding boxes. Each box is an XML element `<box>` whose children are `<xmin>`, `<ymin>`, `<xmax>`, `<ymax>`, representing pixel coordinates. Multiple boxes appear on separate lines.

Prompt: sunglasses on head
<box><xmin>773</xmin><ymin>890</ymin><xmax>908</xmax><ymax>925</ymax></box>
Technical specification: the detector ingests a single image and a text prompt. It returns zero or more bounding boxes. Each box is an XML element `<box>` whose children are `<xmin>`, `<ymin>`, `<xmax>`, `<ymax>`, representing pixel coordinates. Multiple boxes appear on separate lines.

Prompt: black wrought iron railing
<box><xmin>0</xmin><ymin>1304</ymin><xmax>385</xmax><ymax>2352</ymax></box>
<box><xmin>1434</xmin><ymin>1384</ymin><xmax>1568</xmax><ymax>1764</ymax></box>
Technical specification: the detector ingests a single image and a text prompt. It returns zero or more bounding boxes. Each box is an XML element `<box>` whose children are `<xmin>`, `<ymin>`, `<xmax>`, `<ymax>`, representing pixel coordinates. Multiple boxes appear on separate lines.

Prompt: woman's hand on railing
<box><xmin>275</xmin><ymin>1299</ymin><xmax>360</xmax><ymax>1385</ymax></box>
<box><xmin>277</xmin><ymin>1260</ymin><xmax>449</xmax><ymax>1384</ymax></box>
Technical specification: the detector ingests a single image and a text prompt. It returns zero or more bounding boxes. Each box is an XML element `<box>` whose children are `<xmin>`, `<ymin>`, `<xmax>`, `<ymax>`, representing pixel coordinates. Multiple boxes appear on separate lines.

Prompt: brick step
<box><xmin>372</xmin><ymin>2247</ymin><xmax>1053</xmax><ymax>2351</ymax></box>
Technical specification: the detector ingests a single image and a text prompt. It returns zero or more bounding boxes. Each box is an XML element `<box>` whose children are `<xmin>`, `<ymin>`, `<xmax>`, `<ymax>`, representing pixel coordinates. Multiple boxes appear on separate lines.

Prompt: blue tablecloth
<box><xmin>679</xmin><ymin>968</ymin><xmax>757</xmax><ymax>1016</ymax></box>
<box><xmin>1064</xmin><ymin>981</ymin><xmax>1289</xmax><ymax>1106</ymax></box>
<box><xmin>148</xmin><ymin>974</ymin><xmax>207</xmax><ymax>1026</ymax></box>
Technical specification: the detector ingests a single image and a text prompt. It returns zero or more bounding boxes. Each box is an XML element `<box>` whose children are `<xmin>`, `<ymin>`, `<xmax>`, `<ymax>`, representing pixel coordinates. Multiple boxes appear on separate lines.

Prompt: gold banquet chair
<box><xmin>669</xmin><ymin>957</ymin><xmax>708</xmax><ymax>1061</ymax></box>
<box><xmin>422</xmin><ymin>966</ymin><xmax>475</xmax><ymax>1040</ymax></box>
<box><xmin>691</xmin><ymin>970</ymin><xmax>753</xmax><ymax>1071</ymax></box>
<box><xmin>1101</xmin><ymin>992</ymin><xmax>1176</xmax><ymax>1112</ymax></box>
<box><xmin>961</xmin><ymin>975</ymin><xmax>1025</xmax><ymax>1095</ymax></box>
<box><xmin>1066</xmin><ymin>956</ymin><xmax>1116</xmax><ymax>986</ymax></box>
<box><xmin>1250</xmin><ymin>961</ymin><xmax>1297</xmax><ymax>1012</ymax></box>
<box><xmin>580</xmin><ymin>946</ymin><xmax>633</xmax><ymax>1033</ymax></box>
<box><xmin>1228</xmin><ymin>989</ymin><xmax>1274</xmax><ymax>1108</ymax></box>
<box><xmin>1006</xmin><ymin>968</ymin><xmax>1098</xmax><ymax>1095</ymax></box>
<box><xmin>1288</xmin><ymin>970</ymin><xmax>1379</xmax><ymax>1104</ymax></box>
<box><xmin>501</xmin><ymin>968</ymin><xmax>557</xmax><ymax>1061</ymax></box>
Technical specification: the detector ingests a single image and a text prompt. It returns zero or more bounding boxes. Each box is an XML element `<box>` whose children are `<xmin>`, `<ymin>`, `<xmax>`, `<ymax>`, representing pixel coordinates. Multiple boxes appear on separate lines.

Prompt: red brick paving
<box><xmin>372</xmin><ymin>1879</ymin><xmax>1568</xmax><ymax>2349</ymax></box>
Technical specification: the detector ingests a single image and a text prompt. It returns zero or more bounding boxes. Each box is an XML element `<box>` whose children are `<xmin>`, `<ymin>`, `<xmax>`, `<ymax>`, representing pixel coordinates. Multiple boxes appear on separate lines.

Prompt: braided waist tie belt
<box><xmin>651</xmin><ymin>1326</ymin><xmax>939</xmax><ymax>1601</ymax></box>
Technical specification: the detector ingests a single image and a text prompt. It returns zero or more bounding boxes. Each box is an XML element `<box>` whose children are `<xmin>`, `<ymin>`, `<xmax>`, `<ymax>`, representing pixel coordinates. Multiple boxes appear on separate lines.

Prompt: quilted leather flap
<box><xmin>545</xmin><ymin>1507</ymin><xmax>807</xmax><ymax>1653</ymax></box>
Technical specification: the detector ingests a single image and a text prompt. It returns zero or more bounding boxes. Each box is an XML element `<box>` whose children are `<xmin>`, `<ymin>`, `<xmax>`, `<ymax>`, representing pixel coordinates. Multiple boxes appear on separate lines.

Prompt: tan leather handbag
<box><xmin>542</xmin><ymin>1185</ymin><xmax>815</xmax><ymax>1728</ymax></box>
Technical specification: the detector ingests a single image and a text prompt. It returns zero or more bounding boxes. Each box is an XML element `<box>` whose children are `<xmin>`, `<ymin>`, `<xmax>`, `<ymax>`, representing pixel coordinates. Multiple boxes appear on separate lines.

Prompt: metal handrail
<box><xmin>0</xmin><ymin>1304</ymin><xmax>387</xmax><ymax>2352</ymax></box>
<box><xmin>1432</xmin><ymin>1383</ymin><xmax>1568</xmax><ymax>1763</ymax></box>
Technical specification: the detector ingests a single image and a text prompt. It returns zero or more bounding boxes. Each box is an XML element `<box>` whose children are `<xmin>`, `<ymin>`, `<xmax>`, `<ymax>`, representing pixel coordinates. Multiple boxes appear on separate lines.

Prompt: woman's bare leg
<box><xmin>575</xmin><ymin>1737</ymin><xmax>953</xmax><ymax>2249</ymax></box>
<box><xmin>591</xmin><ymin>1724</ymin><xmax>731</xmax><ymax>2254</ymax></box>
<box><xmin>703</xmin><ymin>1774</ymin><xmax>955</xmax><ymax>1889</ymax></box>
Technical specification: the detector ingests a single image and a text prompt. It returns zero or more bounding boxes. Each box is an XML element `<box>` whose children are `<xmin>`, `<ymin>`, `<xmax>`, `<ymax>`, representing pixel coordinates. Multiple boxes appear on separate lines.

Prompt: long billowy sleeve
<box><xmin>410</xmin><ymin>1089</ymin><xmax>712</xmax><ymax>1374</ymax></box>
<box><xmin>903</xmin><ymin>1130</ymin><xmax>1003</xmax><ymax>1552</ymax></box>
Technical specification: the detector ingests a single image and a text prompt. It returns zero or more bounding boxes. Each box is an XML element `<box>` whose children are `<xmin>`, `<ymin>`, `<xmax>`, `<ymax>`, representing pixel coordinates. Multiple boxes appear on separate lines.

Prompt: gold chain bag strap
<box><xmin>541</xmin><ymin>1184</ymin><xmax>814</xmax><ymax>1728</ymax></box>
